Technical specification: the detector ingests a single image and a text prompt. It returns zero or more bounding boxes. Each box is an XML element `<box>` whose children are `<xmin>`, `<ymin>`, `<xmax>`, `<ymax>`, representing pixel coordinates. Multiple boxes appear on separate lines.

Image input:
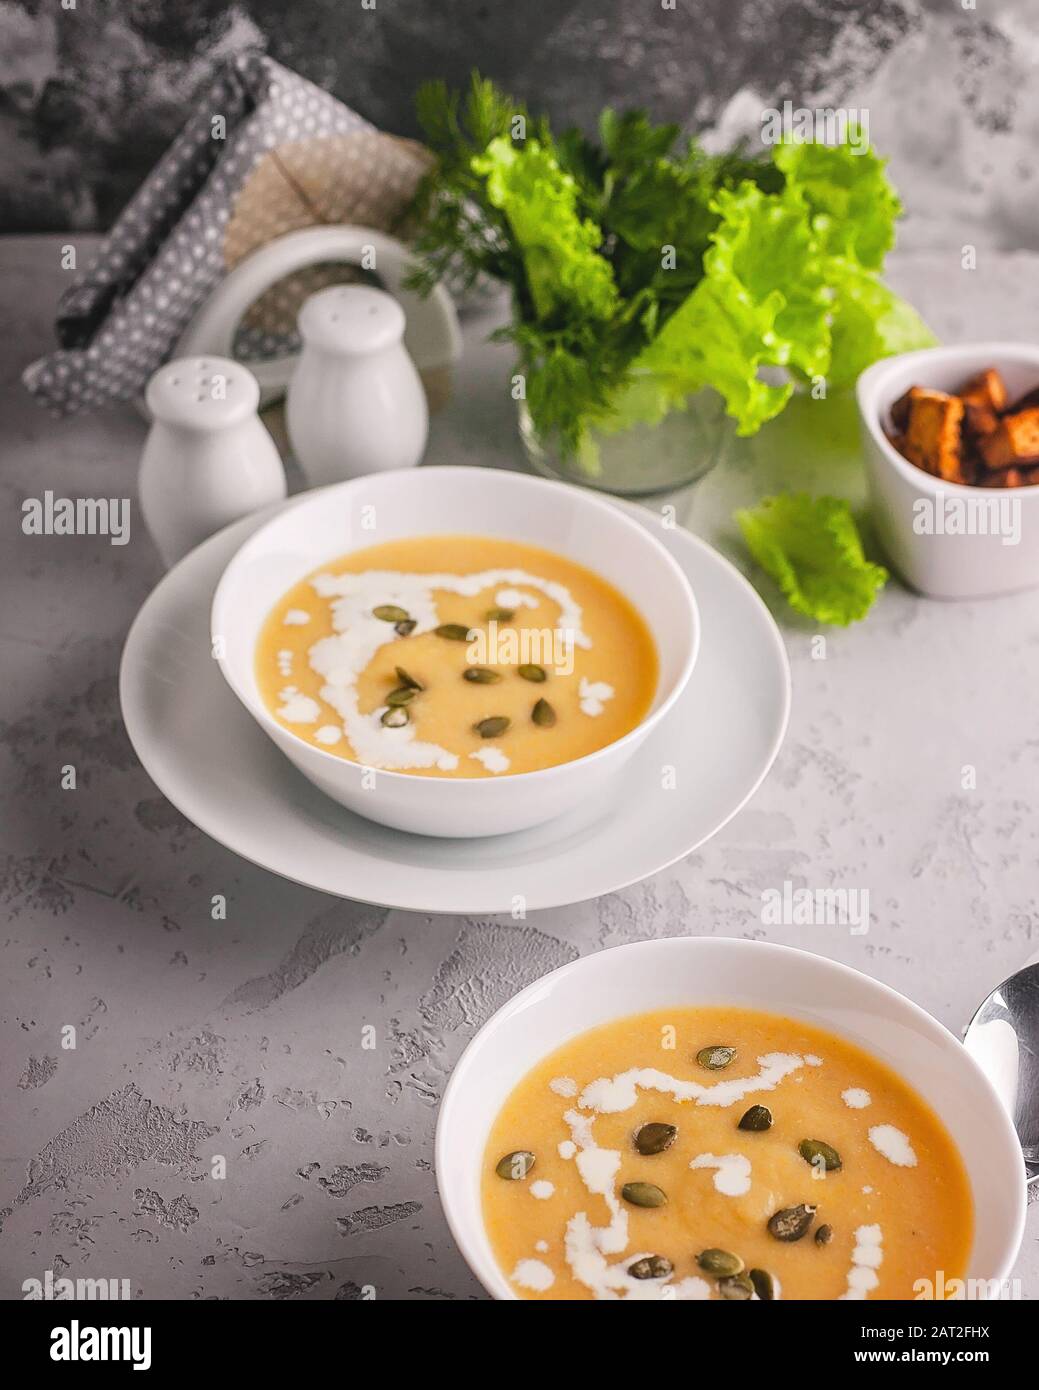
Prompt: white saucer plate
<box><xmin>119</xmin><ymin>500</ymin><xmax>791</xmax><ymax>913</ymax></box>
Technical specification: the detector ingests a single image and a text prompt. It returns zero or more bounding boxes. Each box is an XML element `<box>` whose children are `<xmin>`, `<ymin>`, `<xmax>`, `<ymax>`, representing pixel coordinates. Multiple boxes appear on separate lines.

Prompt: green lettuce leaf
<box><xmin>774</xmin><ymin>136</ymin><xmax>901</xmax><ymax>271</ymax></box>
<box><xmin>775</xmin><ymin>136</ymin><xmax>936</xmax><ymax>383</ymax></box>
<box><xmin>608</xmin><ymin>181</ymin><xmax>832</xmax><ymax>436</ymax></box>
<box><xmin>736</xmin><ymin>494</ymin><xmax>888</xmax><ymax>625</ymax></box>
<box><xmin>472</xmin><ymin>136</ymin><xmax>618</xmax><ymax>322</ymax></box>
<box><xmin>825</xmin><ymin>261</ymin><xmax>937</xmax><ymax>388</ymax></box>
<box><xmin>603</xmin><ymin>141</ymin><xmax>934</xmax><ymax>436</ymax></box>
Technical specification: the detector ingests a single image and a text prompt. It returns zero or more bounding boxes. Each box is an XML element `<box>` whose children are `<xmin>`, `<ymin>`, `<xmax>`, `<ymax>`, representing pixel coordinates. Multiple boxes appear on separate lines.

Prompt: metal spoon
<box><xmin>964</xmin><ymin>961</ymin><xmax>1039</xmax><ymax>1189</ymax></box>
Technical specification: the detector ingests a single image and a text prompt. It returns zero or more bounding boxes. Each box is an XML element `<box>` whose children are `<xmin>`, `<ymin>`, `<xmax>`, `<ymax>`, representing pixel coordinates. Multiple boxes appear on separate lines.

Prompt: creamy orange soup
<box><xmin>483</xmin><ymin>1007</ymin><xmax>972</xmax><ymax>1300</ymax></box>
<box><xmin>255</xmin><ymin>535</ymin><xmax>657</xmax><ymax>777</ymax></box>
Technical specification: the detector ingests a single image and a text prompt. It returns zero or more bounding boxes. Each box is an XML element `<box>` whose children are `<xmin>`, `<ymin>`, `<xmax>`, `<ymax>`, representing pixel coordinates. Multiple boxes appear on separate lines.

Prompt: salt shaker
<box><xmin>140</xmin><ymin>356</ymin><xmax>287</xmax><ymax>568</ymax></box>
<box><xmin>286</xmin><ymin>284</ymin><xmax>429</xmax><ymax>485</ymax></box>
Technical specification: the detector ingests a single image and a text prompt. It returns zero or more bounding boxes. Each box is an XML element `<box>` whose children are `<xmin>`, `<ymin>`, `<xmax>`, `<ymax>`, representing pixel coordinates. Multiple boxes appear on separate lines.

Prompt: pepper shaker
<box><xmin>140</xmin><ymin>356</ymin><xmax>287</xmax><ymax>568</ymax></box>
<box><xmin>286</xmin><ymin>284</ymin><xmax>429</xmax><ymax>485</ymax></box>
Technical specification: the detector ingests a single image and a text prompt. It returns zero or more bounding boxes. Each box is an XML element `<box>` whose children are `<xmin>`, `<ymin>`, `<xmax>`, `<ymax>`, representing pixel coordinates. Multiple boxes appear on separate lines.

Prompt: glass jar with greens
<box><xmin>407</xmin><ymin>77</ymin><xmax>932</xmax><ymax>496</ymax></box>
<box><xmin>518</xmin><ymin>387</ymin><xmax>733</xmax><ymax>495</ymax></box>
<box><xmin>406</xmin><ymin>75</ymin><xmax>929</xmax><ymax>619</ymax></box>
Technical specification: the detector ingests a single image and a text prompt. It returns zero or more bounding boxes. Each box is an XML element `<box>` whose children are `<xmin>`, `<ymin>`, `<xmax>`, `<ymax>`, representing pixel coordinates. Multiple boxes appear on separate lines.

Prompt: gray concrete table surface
<box><xmin>1</xmin><ymin>235</ymin><xmax>1037</xmax><ymax>1300</ymax></box>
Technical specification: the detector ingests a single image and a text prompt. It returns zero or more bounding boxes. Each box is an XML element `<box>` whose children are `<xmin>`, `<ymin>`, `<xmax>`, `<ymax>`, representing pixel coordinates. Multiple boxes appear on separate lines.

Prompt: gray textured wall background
<box><xmin>1</xmin><ymin>0</ymin><xmax>1037</xmax><ymax>249</ymax></box>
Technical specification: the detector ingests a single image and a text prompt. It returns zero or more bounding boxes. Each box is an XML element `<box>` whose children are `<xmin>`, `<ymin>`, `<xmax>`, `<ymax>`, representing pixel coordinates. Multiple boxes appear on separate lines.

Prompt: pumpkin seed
<box><xmin>627</xmin><ymin>1255</ymin><xmax>673</xmax><ymax>1281</ymax></box>
<box><xmin>486</xmin><ymin>607</ymin><xmax>515</xmax><ymax>622</ymax></box>
<box><xmin>518</xmin><ymin>663</ymin><xmax>547</xmax><ymax>682</ymax></box>
<box><xmin>749</xmin><ymin>1268</ymin><xmax>775</xmax><ymax>1301</ymax></box>
<box><xmin>815</xmin><ymin>1223</ymin><xmax>833</xmax><ymax>1247</ymax></box>
<box><xmin>394</xmin><ymin>666</ymin><xmax>424</xmax><ymax>691</ymax></box>
<box><xmin>621</xmin><ymin>1181</ymin><xmax>667</xmax><ymax>1209</ymax></box>
<box><xmin>373</xmin><ymin>604</ymin><xmax>410</xmax><ymax>623</ymax></box>
<box><xmin>696</xmin><ymin>1045</ymin><xmax>737</xmax><ymax>1070</ymax></box>
<box><xmin>697</xmin><ymin>1248</ymin><xmax>744</xmax><ymax>1277</ymax></box>
<box><xmin>633</xmin><ymin>1122</ymin><xmax>677</xmax><ymax>1156</ymax></box>
<box><xmin>394</xmin><ymin>619</ymin><xmax>417</xmax><ymax>637</ymax></box>
<box><xmin>798</xmin><ymin>1139</ymin><xmax>842</xmax><ymax>1172</ymax></box>
<box><xmin>463</xmin><ymin>667</ymin><xmax>502</xmax><ymax>684</ymax></box>
<box><xmin>474</xmin><ymin>716</ymin><xmax>510</xmax><ymax>739</ymax></box>
<box><xmin>380</xmin><ymin>706</ymin><xmax>409</xmax><ymax>728</ymax></box>
<box><xmin>767</xmin><ymin>1203</ymin><xmax>817</xmax><ymax>1242</ymax></box>
<box><xmin>717</xmin><ymin>1273</ymin><xmax>755</xmax><ymax>1300</ymax></box>
<box><xmin>738</xmin><ymin>1104</ymin><xmax>773</xmax><ymax>1132</ymax></box>
<box><xmin>495</xmin><ymin>1150</ymin><xmax>535</xmax><ymax>1180</ymax></box>
<box><xmin>385</xmin><ymin>686</ymin><xmax>416</xmax><ymax>707</ymax></box>
<box><xmin>435</xmin><ymin>623</ymin><xmax>474</xmax><ymax>641</ymax></box>
<box><xmin>532</xmin><ymin>697</ymin><xmax>556</xmax><ymax>727</ymax></box>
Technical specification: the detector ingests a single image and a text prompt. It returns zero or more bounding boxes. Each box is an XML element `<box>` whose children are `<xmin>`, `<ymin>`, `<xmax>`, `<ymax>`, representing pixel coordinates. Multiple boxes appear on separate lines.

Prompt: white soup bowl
<box><xmin>211</xmin><ymin>466</ymin><xmax>699</xmax><ymax>837</ymax></box>
<box><xmin>436</xmin><ymin>936</ymin><xmax>1026</xmax><ymax>1299</ymax></box>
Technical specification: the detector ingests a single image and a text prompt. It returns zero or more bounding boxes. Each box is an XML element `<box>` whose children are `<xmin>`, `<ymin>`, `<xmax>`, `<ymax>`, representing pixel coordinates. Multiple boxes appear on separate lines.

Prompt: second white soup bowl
<box><xmin>435</xmin><ymin>937</ymin><xmax>1027</xmax><ymax>1300</ymax></box>
<box><xmin>211</xmin><ymin>466</ymin><xmax>699</xmax><ymax>837</ymax></box>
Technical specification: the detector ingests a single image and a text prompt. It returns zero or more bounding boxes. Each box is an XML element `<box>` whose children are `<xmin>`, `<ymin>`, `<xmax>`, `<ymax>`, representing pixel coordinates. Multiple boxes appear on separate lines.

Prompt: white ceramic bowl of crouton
<box><xmin>857</xmin><ymin>343</ymin><xmax>1039</xmax><ymax>599</ymax></box>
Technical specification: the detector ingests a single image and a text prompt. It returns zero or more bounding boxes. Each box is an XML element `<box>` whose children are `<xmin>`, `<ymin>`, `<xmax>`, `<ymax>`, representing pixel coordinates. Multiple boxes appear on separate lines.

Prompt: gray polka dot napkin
<box><xmin>22</xmin><ymin>53</ymin><xmax>431</xmax><ymax>416</ymax></box>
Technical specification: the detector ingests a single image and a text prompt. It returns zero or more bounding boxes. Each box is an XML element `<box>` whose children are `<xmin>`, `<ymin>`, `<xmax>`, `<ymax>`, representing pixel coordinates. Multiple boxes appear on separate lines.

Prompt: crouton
<box><xmin>890</xmin><ymin>390</ymin><xmax>914</xmax><ymax>432</ymax></box>
<box><xmin>902</xmin><ymin>388</ymin><xmax>966</xmax><ymax>482</ymax></box>
<box><xmin>958</xmin><ymin>367</ymin><xmax>1008</xmax><ymax>414</ymax></box>
<box><xmin>963</xmin><ymin>403</ymin><xmax>1001</xmax><ymax>438</ymax></box>
<box><xmin>956</xmin><ymin>445</ymin><xmax>982</xmax><ymax>485</ymax></box>
<box><xmin>883</xmin><ymin>367</ymin><xmax>1039</xmax><ymax>487</ymax></box>
<box><xmin>978</xmin><ymin>407</ymin><xmax>1039</xmax><ymax>471</ymax></box>
<box><xmin>958</xmin><ymin>369</ymin><xmax>1007</xmax><ymax>441</ymax></box>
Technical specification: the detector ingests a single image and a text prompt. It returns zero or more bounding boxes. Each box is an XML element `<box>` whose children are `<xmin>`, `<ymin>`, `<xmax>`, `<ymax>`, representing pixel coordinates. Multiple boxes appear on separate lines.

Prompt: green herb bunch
<box><xmin>408</xmin><ymin>74</ymin><xmax>928</xmax><ymax>623</ymax></box>
<box><xmin>409</xmin><ymin>73</ymin><xmax>931</xmax><ymax>452</ymax></box>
